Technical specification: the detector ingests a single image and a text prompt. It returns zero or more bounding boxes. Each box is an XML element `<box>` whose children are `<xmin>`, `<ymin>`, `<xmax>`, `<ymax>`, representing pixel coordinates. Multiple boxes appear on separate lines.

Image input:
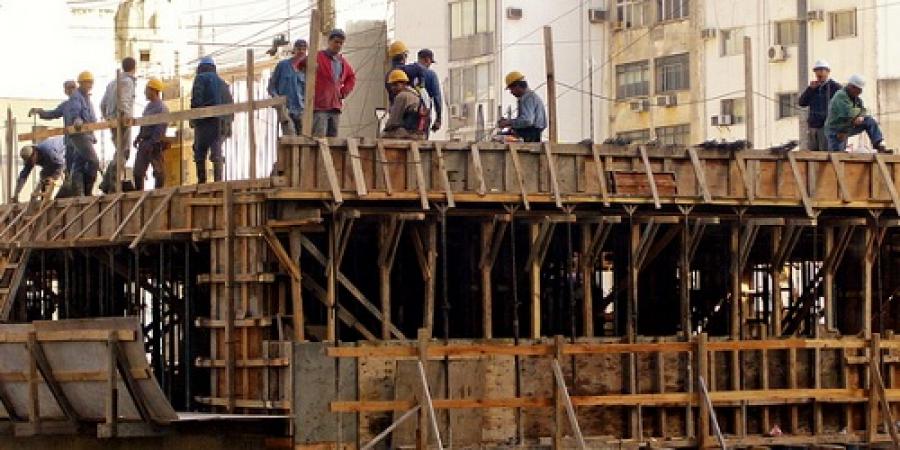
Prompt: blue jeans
<box><xmin>826</xmin><ymin>116</ymin><xmax>883</xmax><ymax>151</ymax></box>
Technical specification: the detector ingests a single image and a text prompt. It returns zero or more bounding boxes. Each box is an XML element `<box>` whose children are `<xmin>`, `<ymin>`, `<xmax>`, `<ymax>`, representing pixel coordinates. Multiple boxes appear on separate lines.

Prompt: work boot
<box><xmin>874</xmin><ymin>141</ymin><xmax>890</xmax><ymax>153</ymax></box>
<box><xmin>195</xmin><ymin>161</ymin><xmax>207</xmax><ymax>184</ymax></box>
<box><xmin>213</xmin><ymin>162</ymin><xmax>224</xmax><ymax>182</ymax></box>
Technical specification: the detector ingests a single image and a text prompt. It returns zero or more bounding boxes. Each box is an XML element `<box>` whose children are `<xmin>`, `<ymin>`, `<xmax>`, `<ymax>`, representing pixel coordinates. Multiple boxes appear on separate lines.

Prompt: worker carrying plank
<box><xmin>13</xmin><ymin>137</ymin><xmax>66</xmax><ymax>203</ymax></box>
<box><xmin>497</xmin><ymin>71</ymin><xmax>547</xmax><ymax>143</ymax></box>
<box><xmin>798</xmin><ymin>59</ymin><xmax>841</xmax><ymax>151</ymax></box>
<box><xmin>268</xmin><ymin>39</ymin><xmax>308</xmax><ymax>135</ymax></box>
<box><xmin>824</xmin><ymin>74</ymin><xmax>889</xmax><ymax>153</ymax></box>
<box><xmin>132</xmin><ymin>78</ymin><xmax>170</xmax><ymax>191</ymax></box>
<box><xmin>190</xmin><ymin>56</ymin><xmax>233</xmax><ymax>183</ymax></box>
<box><xmin>382</xmin><ymin>69</ymin><xmax>427</xmax><ymax>140</ymax></box>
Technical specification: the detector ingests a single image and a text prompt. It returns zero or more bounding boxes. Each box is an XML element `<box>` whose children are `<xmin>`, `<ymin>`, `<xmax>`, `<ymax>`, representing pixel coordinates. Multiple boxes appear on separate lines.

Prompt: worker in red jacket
<box><xmin>312</xmin><ymin>29</ymin><xmax>356</xmax><ymax>137</ymax></box>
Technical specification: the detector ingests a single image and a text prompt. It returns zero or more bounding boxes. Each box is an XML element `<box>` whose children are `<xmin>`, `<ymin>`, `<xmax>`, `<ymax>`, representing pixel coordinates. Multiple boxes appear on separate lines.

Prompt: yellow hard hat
<box><xmin>19</xmin><ymin>145</ymin><xmax>34</xmax><ymax>161</ymax></box>
<box><xmin>77</xmin><ymin>71</ymin><xmax>94</xmax><ymax>83</ymax></box>
<box><xmin>505</xmin><ymin>71</ymin><xmax>525</xmax><ymax>88</ymax></box>
<box><xmin>147</xmin><ymin>77</ymin><xmax>165</xmax><ymax>92</ymax></box>
<box><xmin>388</xmin><ymin>69</ymin><xmax>409</xmax><ymax>84</ymax></box>
<box><xmin>388</xmin><ymin>41</ymin><xmax>409</xmax><ymax>58</ymax></box>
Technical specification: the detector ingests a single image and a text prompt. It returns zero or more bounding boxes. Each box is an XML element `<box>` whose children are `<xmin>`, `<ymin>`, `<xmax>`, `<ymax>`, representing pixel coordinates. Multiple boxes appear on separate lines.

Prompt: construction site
<box><xmin>1</xmin><ymin>0</ymin><xmax>900</xmax><ymax>449</ymax></box>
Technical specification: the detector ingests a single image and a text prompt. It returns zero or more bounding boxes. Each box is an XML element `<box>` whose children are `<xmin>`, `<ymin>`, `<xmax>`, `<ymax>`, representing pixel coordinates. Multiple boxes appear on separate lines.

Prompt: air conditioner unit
<box><xmin>768</xmin><ymin>45</ymin><xmax>787</xmax><ymax>62</ymax></box>
<box><xmin>657</xmin><ymin>95</ymin><xmax>678</xmax><ymax>107</ymax></box>
<box><xmin>588</xmin><ymin>8</ymin><xmax>607</xmax><ymax>23</ymax></box>
<box><xmin>807</xmin><ymin>9</ymin><xmax>825</xmax><ymax>22</ymax></box>
<box><xmin>506</xmin><ymin>7</ymin><xmax>523</xmax><ymax>20</ymax></box>
<box><xmin>630</xmin><ymin>99</ymin><xmax>650</xmax><ymax>112</ymax></box>
<box><xmin>701</xmin><ymin>28</ymin><xmax>717</xmax><ymax>39</ymax></box>
<box><xmin>711</xmin><ymin>114</ymin><xmax>734</xmax><ymax>126</ymax></box>
<box><xmin>448</xmin><ymin>104</ymin><xmax>461</xmax><ymax>118</ymax></box>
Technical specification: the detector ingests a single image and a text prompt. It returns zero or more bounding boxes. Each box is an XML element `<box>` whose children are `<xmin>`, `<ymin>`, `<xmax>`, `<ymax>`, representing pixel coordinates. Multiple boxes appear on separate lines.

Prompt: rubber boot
<box><xmin>213</xmin><ymin>162</ymin><xmax>224</xmax><ymax>182</ymax></box>
<box><xmin>195</xmin><ymin>161</ymin><xmax>207</xmax><ymax>184</ymax></box>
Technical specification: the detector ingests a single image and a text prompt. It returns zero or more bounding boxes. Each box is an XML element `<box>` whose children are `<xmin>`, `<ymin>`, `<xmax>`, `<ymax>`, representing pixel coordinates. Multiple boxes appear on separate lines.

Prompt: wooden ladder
<box><xmin>0</xmin><ymin>247</ymin><xmax>31</xmax><ymax>321</ymax></box>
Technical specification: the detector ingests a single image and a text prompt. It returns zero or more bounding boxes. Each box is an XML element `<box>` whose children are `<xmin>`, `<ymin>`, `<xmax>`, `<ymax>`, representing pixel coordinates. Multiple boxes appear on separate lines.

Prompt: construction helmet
<box><xmin>847</xmin><ymin>74</ymin><xmax>866</xmax><ymax>89</ymax></box>
<box><xmin>812</xmin><ymin>59</ymin><xmax>830</xmax><ymax>71</ymax></box>
<box><xmin>388</xmin><ymin>41</ymin><xmax>409</xmax><ymax>58</ymax></box>
<box><xmin>387</xmin><ymin>69</ymin><xmax>409</xmax><ymax>84</ymax></box>
<box><xmin>147</xmin><ymin>77</ymin><xmax>165</xmax><ymax>92</ymax></box>
<box><xmin>19</xmin><ymin>145</ymin><xmax>34</xmax><ymax>161</ymax></box>
<box><xmin>505</xmin><ymin>71</ymin><xmax>525</xmax><ymax>88</ymax></box>
<box><xmin>77</xmin><ymin>71</ymin><xmax>94</xmax><ymax>83</ymax></box>
<box><xmin>199</xmin><ymin>56</ymin><xmax>216</xmax><ymax>67</ymax></box>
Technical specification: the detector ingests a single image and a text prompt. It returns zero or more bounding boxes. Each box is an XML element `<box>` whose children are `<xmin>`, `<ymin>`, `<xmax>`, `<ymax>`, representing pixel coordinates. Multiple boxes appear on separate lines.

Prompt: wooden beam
<box><xmin>590</xmin><ymin>144</ymin><xmax>610</xmax><ymax>206</ymax></box>
<box><xmin>433</xmin><ymin>142</ymin><xmax>454</xmax><ymax>207</ymax></box>
<box><xmin>108</xmin><ymin>190</ymin><xmax>151</xmax><ymax>241</ymax></box>
<box><xmin>375</xmin><ymin>140</ymin><xmax>393</xmax><ymax>195</ymax></box>
<box><xmin>507</xmin><ymin>144</ymin><xmax>530</xmax><ymax>210</ymax></box>
<box><xmin>223</xmin><ymin>183</ymin><xmax>235</xmax><ymax>413</ymax></box>
<box><xmin>639</xmin><ymin>146</ymin><xmax>661</xmax><ymax>209</ymax></box>
<box><xmin>786</xmin><ymin>151</ymin><xmax>815</xmax><ymax>217</ymax></box>
<box><xmin>303</xmin><ymin>275</ymin><xmax>377</xmax><ymax>341</ymax></box>
<box><xmin>317</xmin><ymin>139</ymin><xmax>343</xmax><ymax>203</ymax></box>
<box><xmin>27</xmin><ymin>332</ymin><xmax>80</xmax><ymax>423</ymax></box>
<box><xmin>301</xmin><ymin>8</ymin><xmax>320</xmax><ymax>136</ymax></box>
<box><xmin>70</xmin><ymin>193</ymin><xmax>125</xmax><ymax>242</ymax></box>
<box><xmin>409</xmin><ymin>141</ymin><xmax>429</xmax><ymax>210</ymax></box>
<box><xmin>470</xmin><ymin>144</ymin><xmax>487</xmax><ymax>196</ymax></box>
<box><xmin>246</xmin><ymin>49</ymin><xmax>258</xmax><ymax>178</ymax></box>
<box><xmin>687</xmin><ymin>147</ymin><xmax>712</xmax><ymax>203</ymax></box>
<box><xmin>544</xmin><ymin>142</ymin><xmax>563</xmax><ymax>208</ymax></box>
<box><xmin>543</xmin><ymin>26</ymin><xmax>558</xmax><ymax>143</ymax></box>
<box><xmin>830</xmin><ymin>153</ymin><xmax>852</xmax><ymax>203</ymax></box>
<box><xmin>346</xmin><ymin>138</ymin><xmax>368</xmax><ymax>196</ymax></box>
<box><xmin>129</xmin><ymin>188</ymin><xmax>177</xmax><ymax>249</ymax></box>
<box><xmin>875</xmin><ymin>155</ymin><xmax>900</xmax><ymax>216</ymax></box>
<box><xmin>50</xmin><ymin>197</ymin><xmax>101</xmax><ymax>241</ymax></box>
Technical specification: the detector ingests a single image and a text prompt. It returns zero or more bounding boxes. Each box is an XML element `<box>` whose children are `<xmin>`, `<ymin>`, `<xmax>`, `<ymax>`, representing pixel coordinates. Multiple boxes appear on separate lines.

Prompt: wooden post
<box><xmin>696</xmin><ymin>333</ymin><xmax>710</xmax><ymax>448</ymax></box>
<box><xmin>223</xmin><ymin>183</ymin><xmax>235</xmax><ymax>413</ymax></box>
<box><xmin>529</xmin><ymin>223</ymin><xmax>541</xmax><ymax>339</ymax></box>
<box><xmin>680</xmin><ymin>219</ymin><xmax>692</xmax><ymax>336</ymax></box>
<box><xmin>289</xmin><ymin>229</ymin><xmax>305</xmax><ymax>341</ymax></box>
<box><xmin>6</xmin><ymin>108</ymin><xmax>15</xmax><ymax>202</ymax></box>
<box><xmin>730</xmin><ymin>223</ymin><xmax>741</xmax><ymax>338</ymax></box>
<box><xmin>302</xmin><ymin>9</ymin><xmax>321</xmax><ymax>136</ymax></box>
<box><xmin>863</xmin><ymin>226</ymin><xmax>874</xmax><ymax>338</ymax></box>
<box><xmin>104</xmin><ymin>331</ymin><xmax>119</xmax><ymax>437</ymax></box>
<box><xmin>771</xmin><ymin>227</ymin><xmax>783</xmax><ymax>336</ymax></box>
<box><xmin>543</xmin><ymin>26</ymin><xmax>558</xmax><ymax>143</ymax></box>
<box><xmin>246</xmin><ymin>49</ymin><xmax>257</xmax><ymax>179</ymax></box>
<box><xmin>581</xmin><ymin>224</ymin><xmax>594</xmax><ymax>337</ymax></box>
<box><xmin>824</xmin><ymin>226</ymin><xmax>835</xmax><ymax>331</ymax></box>
<box><xmin>326</xmin><ymin>212</ymin><xmax>337</xmax><ymax>342</ymax></box>
<box><xmin>743</xmin><ymin>36</ymin><xmax>754</xmax><ymax>149</ymax></box>
<box><xmin>418</xmin><ymin>221</ymin><xmax>437</xmax><ymax>337</ymax></box>
<box><xmin>481</xmin><ymin>222</ymin><xmax>494</xmax><ymax>339</ymax></box>
<box><xmin>867</xmin><ymin>333</ymin><xmax>881</xmax><ymax>442</ymax></box>
<box><xmin>553</xmin><ymin>335</ymin><xmax>564</xmax><ymax>449</ymax></box>
<box><xmin>627</xmin><ymin>222</ymin><xmax>640</xmax><ymax>341</ymax></box>
<box><xmin>115</xmin><ymin>69</ymin><xmax>124</xmax><ymax>193</ymax></box>
<box><xmin>416</xmin><ymin>328</ymin><xmax>430</xmax><ymax>450</ymax></box>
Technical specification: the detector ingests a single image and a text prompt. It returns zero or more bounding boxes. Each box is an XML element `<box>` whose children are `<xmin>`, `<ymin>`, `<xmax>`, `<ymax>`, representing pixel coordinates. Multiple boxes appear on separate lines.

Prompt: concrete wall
<box><xmin>338</xmin><ymin>20</ymin><xmax>389</xmax><ymax>140</ymax></box>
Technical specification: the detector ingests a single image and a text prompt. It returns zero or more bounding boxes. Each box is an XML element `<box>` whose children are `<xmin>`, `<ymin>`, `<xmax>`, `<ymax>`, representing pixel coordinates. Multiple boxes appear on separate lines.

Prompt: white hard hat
<box><xmin>19</xmin><ymin>145</ymin><xmax>34</xmax><ymax>161</ymax></box>
<box><xmin>847</xmin><ymin>74</ymin><xmax>866</xmax><ymax>89</ymax></box>
<box><xmin>812</xmin><ymin>59</ymin><xmax>830</xmax><ymax>71</ymax></box>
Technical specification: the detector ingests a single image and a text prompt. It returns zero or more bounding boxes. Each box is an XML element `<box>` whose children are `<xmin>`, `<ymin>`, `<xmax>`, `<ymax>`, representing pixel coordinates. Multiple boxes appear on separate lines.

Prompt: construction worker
<box><xmin>798</xmin><ymin>60</ymin><xmax>841</xmax><ymax>151</ymax></box>
<box><xmin>267</xmin><ymin>39</ymin><xmax>307</xmax><ymax>135</ymax></box>
<box><xmin>100</xmin><ymin>57</ymin><xmax>137</xmax><ymax>161</ymax></box>
<box><xmin>68</xmin><ymin>71</ymin><xmax>100</xmax><ymax>196</ymax></box>
<box><xmin>132</xmin><ymin>78</ymin><xmax>170</xmax><ymax>191</ymax></box>
<box><xmin>824</xmin><ymin>74</ymin><xmax>888</xmax><ymax>153</ymax></box>
<box><xmin>28</xmin><ymin>80</ymin><xmax>77</xmax><ymax>174</ymax></box>
<box><xmin>413</xmin><ymin>49</ymin><xmax>442</xmax><ymax>135</ymax></box>
<box><xmin>312</xmin><ymin>29</ymin><xmax>356</xmax><ymax>138</ymax></box>
<box><xmin>382</xmin><ymin>69</ymin><xmax>427</xmax><ymax>140</ymax></box>
<box><xmin>383</xmin><ymin>40</ymin><xmax>424</xmax><ymax>105</ymax></box>
<box><xmin>498</xmin><ymin>72</ymin><xmax>547</xmax><ymax>143</ymax></box>
<box><xmin>190</xmin><ymin>56</ymin><xmax>231</xmax><ymax>182</ymax></box>
<box><xmin>13</xmin><ymin>137</ymin><xmax>66</xmax><ymax>202</ymax></box>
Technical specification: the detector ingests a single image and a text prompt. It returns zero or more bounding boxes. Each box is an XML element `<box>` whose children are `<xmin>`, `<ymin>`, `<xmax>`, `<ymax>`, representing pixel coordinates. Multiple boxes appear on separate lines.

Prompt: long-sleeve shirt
<box><xmin>384</xmin><ymin>87</ymin><xmax>422</xmax><ymax>132</ymax></box>
<box><xmin>99</xmin><ymin>73</ymin><xmax>137</xmax><ymax>119</ymax></box>
<box><xmin>135</xmin><ymin>99</ymin><xmax>169</xmax><ymax>147</ymax></box>
<box><xmin>314</xmin><ymin>50</ymin><xmax>356</xmax><ymax>111</ymax></box>
<box><xmin>798</xmin><ymin>79</ymin><xmax>841</xmax><ymax>128</ymax></box>
<box><xmin>65</xmin><ymin>89</ymin><xmax>98</xmax><ymax>139</ymax></box>
<box><xmin>385</xmin><ymin>62</ymin><xmax>426</xmax><ymax>104</ymax></box>
<box><xmin>825</xmin><ymin>88</ymin><xmax>867</xmax><ymax>134</ymax></box>
<box><xmin>415</xmin><ymin>63</ymin><xmax>442</xmax><ymax>121</ymax></box>
<box><xmin>510</xmin><ymin>89</ymin><xmax>547</xmax><ymax>130</ymax></box>
<box><xmin>268</xmin><ymin>57</ymin><xmax>306</xmax><ymax>115</ymax></box>
<box><xmin>37</xmin><ymin>97</ymin><xmax>71</xmax><ymax>121</ymax></box>
<box><xmin>18</xmin><ymin>137</ymin><xmax>66</xmax><ymax>184</ymax></box>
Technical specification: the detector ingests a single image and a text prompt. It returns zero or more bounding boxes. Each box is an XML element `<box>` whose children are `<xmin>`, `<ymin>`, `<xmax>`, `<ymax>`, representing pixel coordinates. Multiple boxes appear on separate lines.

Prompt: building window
<box><xmin>447</xmin><ymin>62</ymin><xmax>495</xmax><ymax>116</ymax></box>
<box><xmin>616</xmin><ymin>61</ymin><xmax>650</xmax><ymax>99</ymax></box>
<box><xmin>656</xmin><ymin>124</ymin><xmax>690</xmax><ymax>145</ymax></box>
<box><xmin>657</xmin><ymin>0</ymin><xmax>688</xmax><ymax>21</ymax></box>
<box><xmin>829</xmin><ymin>10</ymin><xmax>856</xmax><ymax>40</ymax></box>
<box><xmin>720</xmin><ymin>98</ymin><xmax>746</xmax><ymax>124</ymax></box>
<box><xmin>617</xmin><ymin>129</ymin><xmax>651</xmax><ymax>144</ymax></box>
<box><xmin>616</xmin><ymin>0</ymin><xmax>647</xmax><ymax>28</ymax></box>
<box><xmin>655</xmin><ymin>53</ymin><xmax>689</xmax><ymax>93</ymax></box>
<box><xmin>450</xmin><ymin>0</ymin><xmax>495</xmax><ymax>39</ymax></box>
<box><xmin>777</xmin><ymin>93</ymin><xmax>800</xmax><ymax>119</ymax></box>
<box><xmin>774</xmin><ymin>20</ymin><xmax>800</xmax><ymax>46</ymax></box>
<box><xmin>720</xmin><ymin>28</ymin><xmax>744</xmax><ymax>56</ymax></box>
<box><xmin>139</xmin><ymin>49</ymin><xmax>151</xmax><ymax>62</ymax></box>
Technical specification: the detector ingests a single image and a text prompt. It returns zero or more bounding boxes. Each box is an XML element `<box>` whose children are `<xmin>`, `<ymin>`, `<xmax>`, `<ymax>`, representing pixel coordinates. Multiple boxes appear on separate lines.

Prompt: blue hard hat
<box><xmin>199</xmin><ymin>56</ymin><xmax>215</xmax><ymax>66</ymax></box>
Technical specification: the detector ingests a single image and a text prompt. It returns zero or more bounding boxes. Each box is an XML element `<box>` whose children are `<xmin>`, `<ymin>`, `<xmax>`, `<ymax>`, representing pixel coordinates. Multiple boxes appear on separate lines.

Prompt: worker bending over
<box><xmin>132</xmin><ymin>78</ymin><xmax>170</xmax><ymax>190</ymax></box>
<box><xmin>798</xmin><ymin>59</ymin><xmax>841</xmax><ymax>151</ymax></box>
<box><xmin>13</xmin><ymin>137</ymin><xmax>66</xmax><ymax>202</ymax></box>
<box><xmin>190</xmin><ymin>56</ymin><xmax>231</xmax><ymax>182</ymax></box>
<box><xmin>382</xmin><ymin>70</ymin><xmax>426</xmax><ymax>140</ymax></box>
<box><xmin>824</xmin><ymin>74</ymin><xmax>888</xmax><ymax>152</ymax></box>
<box><xmin>29</xmin><ymin>80</ymin><xmax>77</xmax><ymax>174</ymax></box>
<box><xmin>498</xmin><ymin>72</ymin><xmax>547</xmax><ymax>143</ymax></box>
<box><xmin>268</xmin><ymin>39</ymin><xmax>307</xmax><ymax>135</ymax></box>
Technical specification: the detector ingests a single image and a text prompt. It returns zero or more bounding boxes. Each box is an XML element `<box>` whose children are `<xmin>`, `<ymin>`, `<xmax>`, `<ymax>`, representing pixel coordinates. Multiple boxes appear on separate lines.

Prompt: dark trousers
<box><xmin>69</xmin><ymin>134</ymin><xmax>99</xmax><ymax>196</ymax></box>
<box><xmin>193</xmin><ymin>121</ymin><xmax>223</xmax><ymax>163</ymax></box>
<box><xmin>515</xmin><ymin>126</ymin><xmax>544</xmax><ymax>143</ymax></box>
<box><xmin>134</xmin><ymin>142</ymin><xmax>164</xmax><ymax>190</ymax></box>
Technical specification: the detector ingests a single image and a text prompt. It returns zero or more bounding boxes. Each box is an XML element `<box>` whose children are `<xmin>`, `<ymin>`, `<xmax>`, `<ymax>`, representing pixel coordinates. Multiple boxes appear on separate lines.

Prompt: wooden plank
<box><xmin>875</xmin><ymin>155</ymin><xmax>900</xmax><ymax>216</ymax></box>
<box><xmin>639</xmin><ymin>146</ymin><xmax>661</xmax><ymax>209</ymax></box>
<box><xmin>301</xmin><ymin>8</ymin><xmax>320</xmax><ymax>136</ymax></box>
<box><xmin>69</xmin><ymin>193</ymin><xmax>125</xmax><ymax>242</ymax></box>
<box><xmin>432</xmin><ymin>142</ymin><xmax>455</xmax><ymax>207</ymax></box>
<box><xmin>507</xmin><ymin>144</ymin><xmax>530</xmax><ymax>210</ymax></box>
<box><xmin>128</xmin><ymin>188</ymin><xmax>177</xmax><ymax>249</ymax></box>
<box><xmin>346</xmin><ymin>138</ymin><xmax>368</xmax><ymax>196</ymax></box>
<box><xmin>0</xmin><ymin>329</ymin><xmax>135</xmax><ymax>343</ymax></box>
<box><xmin>734</xmin><ymin>152</ymin><xmax>755</xmax><ymax>203</ymax></box>
<box><xmin>318</xmin><ymin>140</ymin><xmax>344</xmax><ymax>203</ymax></box>
<box><xmin>375</xmin><ymin>140</ymin><xmax>393</xmax><ymax>195</ymax></box>
<box><xmin>830</xmin><ymin>152</ymin><xmax>852</xmax><ymax>202</ymax></box>
<box><xmin>246</xmin><ymin>49</ymin><xmax>258</xmax><ymax>178</ymax></box>
<box><xmin>108</xmin><ymin>191</ymin><xmax>151</xmax><ymax>241</ymax></box>
<box><xmin>470</xmin><ymin>144</ymin><xmax>487</xmax><ymax>196</ymax></box>
<box><xmin>590</xmin><ymin>144</ymin><xmax>610</xmax><ymax>206</ymax></box>
<box><xmin>543</xmin><ymin>142</ymin><xmax>563</xmax><ymax>208</ymax></box>
<box><xmin>408</xmin><ymin>141</ymin><xmax>429</xmax><ymax>210</ymax></box>
<box><xmin>50</xmin><ymin>197</ymin><xmax>101</xmax><ymax>241</ymax></box>
<box><xmin>223</xmin><ymin>183</ymin><xmax>235</xmax><ymax>413</ymax></box>
<box><xmin>786</xmin><ymin>151</ymin><xmax>815</xmax><ymax>217</ymax></box>
<box><xmin>27</xmin><ymin>332</ymin><xmax>80</xmax><ymax>422</ymax></box>
<box><xmin>544</xmin><ymin>26</ymin><xmax>558</xmax><ymax>143</ymax></box>
<box><xmin>687</xmin><ymin>147</ymin><xmax>712</xmax><ymax>203</ymax></box>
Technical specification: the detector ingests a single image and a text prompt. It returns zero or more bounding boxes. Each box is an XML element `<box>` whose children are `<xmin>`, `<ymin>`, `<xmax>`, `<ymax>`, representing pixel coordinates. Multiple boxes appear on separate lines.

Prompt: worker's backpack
<box><xmin>401</xmin><ymin>90</ymin><xmax>430</xmax><ymax>134</ymax></box>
